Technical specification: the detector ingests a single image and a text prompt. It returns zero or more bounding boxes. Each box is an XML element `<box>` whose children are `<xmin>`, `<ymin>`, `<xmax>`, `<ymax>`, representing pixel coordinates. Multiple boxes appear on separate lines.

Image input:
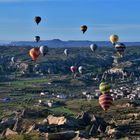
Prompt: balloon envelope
<box><xmin>48</xmin><ymin>68</ymin><xmax>51</xmax><ymax>74</ymax></box>
<box><xmin>80</xmin><ymin>25</ymin><xmax>88</xmax><ymax>34</ymax></box>
<box><xmin>29</xmin><ymin>48</ymin><xmax>40</xmax><ymax>61</ymax></box>
<box><xmin>99</xmin><ymin>82</ymin><xmax>111</xmax><ymax>94</ymax></box>
<box><xmin>78</xmin><ymin>66</ymin><xmax>84</xmax><ymax>74</ymax></box>
<box><xmin>35</xmin><ymin>36</ymin><xmax>40</xmax><ymax>42</ymax></box>
<box><xmin>99</xmin><ymin>94</ymin><xmax>113</xmax><ymax>111</ymax></box>
<box><xmin>39</xmin><ymin>46</ymin><xmax>48</xmax><ymax>56</ymax></box>
<box><xmin>115</xmin><ymin>43</ymin><xmax>126</xmax><ymax>52</ymax></box>
<box><xmin>110</xmin><ymin>35</ymin><xmax>119</xmax><ymax>44</ymax></box>
<box><xmin>34</xmin><ymin>16</ymin><xmax>41</xmax><ymax>25</ymax></box>
<box><xmin>90</xmin><ymin>44</ymin><xmax>98</xmax><ymax>52</ymax></box>
<box><xmin>70</xmin><ymin>66</ymin><xmax>77</xmax><ymax>73</ymax></box>
<box><xmin>64</xmin><ymin>49</ymin><xmax>69</xmax><ymax>56</ymax></box>
<box><xmin>11</xmin><ymin>57</ymin><xmax>16</xmax><ymax>63</ymax></box>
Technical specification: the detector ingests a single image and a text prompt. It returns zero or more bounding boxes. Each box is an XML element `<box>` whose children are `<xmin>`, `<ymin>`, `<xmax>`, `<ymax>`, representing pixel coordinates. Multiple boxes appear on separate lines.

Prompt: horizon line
<box><xmin>0</xmin><ymin>39</ymin><xmax>140</xmax><ymax>43</ymax></box>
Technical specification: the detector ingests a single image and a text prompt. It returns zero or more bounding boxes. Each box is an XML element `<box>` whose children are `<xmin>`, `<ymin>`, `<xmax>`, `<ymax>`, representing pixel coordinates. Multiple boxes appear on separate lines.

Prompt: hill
<box><xmin>0</xmin><ymin>45</ymin><xmax>140</xmax><ymax>139</ymax></box>
<box><xmin>1</xmin><ymin>39</ymin><xmax>140</xmax><ymax>47</ymax></box>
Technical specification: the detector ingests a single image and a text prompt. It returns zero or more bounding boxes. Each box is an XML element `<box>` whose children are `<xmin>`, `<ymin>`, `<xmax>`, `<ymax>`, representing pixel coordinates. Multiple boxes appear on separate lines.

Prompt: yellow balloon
<box><xmin>110</xmin><ymin>35</ymin><xmax>119</xmax><ymax>44</ymax></box>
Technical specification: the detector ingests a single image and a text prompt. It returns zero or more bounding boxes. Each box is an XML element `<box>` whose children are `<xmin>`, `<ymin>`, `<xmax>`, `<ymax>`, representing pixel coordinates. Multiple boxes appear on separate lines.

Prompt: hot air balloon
<box><xmin>29</xmin><ymin>48</ymin><xmax>40</xmax><ymax>61</ymax></box>
<box><xmin>80</xmin><ymin>25</ymin><xmax>88</xmax><ymax>34</ymax></box>
<box><xmin>39</xmin><ymin>45</ymin><xmax>48</xmax><ymax>56</ymax></box>
<box><xmin>110</xmin><ymin>35</ymin><xmax>119</xmax><ymax>45</ymax></box>
<box><xmin>11</xmin><ymin>57</ymin><xmax>16</xmax><ymax>63</ymax></box>
<box><xmin>70</xmin><ymin>66</ymin><xmax>77</xmax><ymax>73</ymax></box>
<box><xmin>34</xmin><ymin>16</ymin><xmax>41</xmax><ymax>25</ymax></box>
<box><xmin>90</xmin><ymin>44</ymin><xmax>98</xmax><ymax>52</ymax></box>
<box><xmin>99</xmin><ymin>81</ymin><xmax>111</xmax><ymax>94</ymax></box>
<box><xmin>64</xmin><ymin>49</ymin><xmax>69</xmax><ymax>57</ymax></box>
<box><xmin>35</xmin><ymin>36</ymin><xmax>40</xmax><ymax>42</ymax></box>
<box><xmin>48</xmin><ymin>68</ymin><xmax>51</xmax><ymax>74</ymax></box>
<box><xmin>78</xmin><ymin>66</ymin><xmax>84</xmax><ymax>74</ymax></box>
<box><xmin>99</xmin><ymin>94</ymin><xmax>113</xmax><ymax>111</ymax></box>
<box><xmin>115</xmin><ymin>43</ymin><xmax>126</xmax><ymax>56</ymax></box>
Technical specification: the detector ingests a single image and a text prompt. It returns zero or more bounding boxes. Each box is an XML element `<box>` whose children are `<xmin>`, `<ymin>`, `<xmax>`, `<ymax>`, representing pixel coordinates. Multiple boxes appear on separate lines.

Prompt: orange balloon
<box><xmin>29</xmin><ymin>48</ymin><xmax>40</xmax><ymax>61</ymax></box>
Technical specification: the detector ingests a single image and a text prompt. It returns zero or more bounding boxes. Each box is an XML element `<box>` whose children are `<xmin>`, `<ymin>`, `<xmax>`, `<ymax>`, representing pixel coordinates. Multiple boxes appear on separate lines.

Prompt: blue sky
<box><xmin>0</xmin><ymin>0</ymin><xmax>140</xmax><ymax>41</ymax></box>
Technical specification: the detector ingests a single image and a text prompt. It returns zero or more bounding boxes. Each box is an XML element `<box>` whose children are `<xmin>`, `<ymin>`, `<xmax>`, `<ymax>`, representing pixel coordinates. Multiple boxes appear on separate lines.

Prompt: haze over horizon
<box><xmin>0</xmin><ymin>0</ymin><xmax>140</xmax><ymax>42</ymax></box>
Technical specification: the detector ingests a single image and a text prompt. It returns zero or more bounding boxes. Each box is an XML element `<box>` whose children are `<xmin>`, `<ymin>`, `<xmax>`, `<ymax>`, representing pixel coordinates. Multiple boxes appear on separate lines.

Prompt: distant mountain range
<box><xmin>0</xmin><ymin>39</ymin><xmax>140</xmax><ymax>47</ymax></box>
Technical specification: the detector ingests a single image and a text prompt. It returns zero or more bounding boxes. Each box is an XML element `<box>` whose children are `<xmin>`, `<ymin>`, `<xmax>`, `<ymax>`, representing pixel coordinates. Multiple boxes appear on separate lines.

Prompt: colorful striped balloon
<box><xmin>115</xmin><ymin>43</ymin><xmax>126</xmax><ymax>56</ymax></box>
<box><xmin>99</xmin><ymin>82</ymin><xmax>111</xmax><ymax>94</ymax></box>
<box><xmin>99</xmin><ymin>94</ymin><xmax>113</xmax><ymax>111</ymax></box>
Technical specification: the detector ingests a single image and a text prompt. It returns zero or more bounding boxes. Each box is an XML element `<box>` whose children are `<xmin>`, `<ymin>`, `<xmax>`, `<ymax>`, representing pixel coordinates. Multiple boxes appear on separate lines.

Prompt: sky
<box><xmin>0</xmin><ymin>0</ymin><xmax>140</xmax><ymax>41</ymax></box>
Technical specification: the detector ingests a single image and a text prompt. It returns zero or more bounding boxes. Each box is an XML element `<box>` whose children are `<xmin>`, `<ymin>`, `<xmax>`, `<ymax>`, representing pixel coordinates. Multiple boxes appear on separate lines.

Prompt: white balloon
<box><xmin>39</xmin><ymin>45</ymin><xmax>48</xmax><ymax>56</ymax></box>
<box><xmin>11</xmin><ymin>57</ymin><xmax>16</xmax><ymax>63</ymax></box>
<box><xmin>78</xmin><ymin>66</ymin><xmax>84</xmax><ymax>74</ymax></box>
<box><xmin>90</xmin><ymin>44</ymin><xmax>97</xmax><ymax>52</ymax></box>
<box><xmin>64</xmin><ymin>49</ymin><xmax>69</xmax><ymax>56</ymax></box>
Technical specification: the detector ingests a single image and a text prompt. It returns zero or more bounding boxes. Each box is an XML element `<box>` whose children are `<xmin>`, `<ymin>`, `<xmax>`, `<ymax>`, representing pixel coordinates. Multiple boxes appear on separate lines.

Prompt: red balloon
<box><xmin>70</xmin><ymin>66</ymin><xmax>77</xmax><ymax>73</ymax></box>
